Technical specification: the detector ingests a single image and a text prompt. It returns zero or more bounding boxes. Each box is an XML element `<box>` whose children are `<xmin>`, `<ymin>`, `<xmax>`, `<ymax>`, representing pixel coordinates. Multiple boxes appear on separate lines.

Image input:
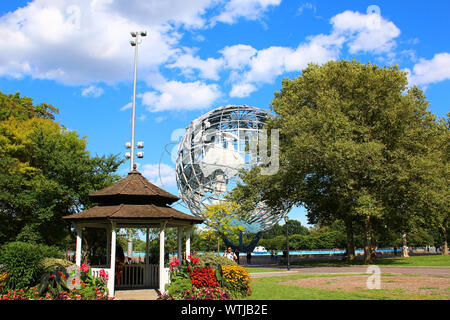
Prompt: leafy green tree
<box><xmin>0</xmin><ymin>91</ymin><xmax>123</xmax><ymax>247</ymax></box>
<box><xmin>201</xmin><ymin>202</ymin><xmax>247</xmax><ymax>252</ymax></box>
<box><xmin>231</xmin><ymin>60</ymin><xmax>443</xmax><ymax>263</ymax></box>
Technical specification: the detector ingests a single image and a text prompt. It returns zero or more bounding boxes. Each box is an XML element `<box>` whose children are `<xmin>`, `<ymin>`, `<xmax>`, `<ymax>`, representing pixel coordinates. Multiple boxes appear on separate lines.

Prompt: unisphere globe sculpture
<box><xmin>175</xmin><ymin>105</ymin><xmax>289</xmax><ymax>251</ymax></box>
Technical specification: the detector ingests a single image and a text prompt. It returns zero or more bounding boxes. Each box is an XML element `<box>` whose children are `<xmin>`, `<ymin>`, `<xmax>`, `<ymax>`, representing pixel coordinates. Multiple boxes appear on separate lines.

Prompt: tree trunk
<box><xmin>370</xmin><ymin>233</ymin><xmax>377</xmax><ymax>260</ymax></box>
<box><xmin>217</xmin><ymin>237</ymin><xmax>220</xmax><ymax>254</ymax></box>
<box><xmin>344</xmin><ymin>218</ymin><xmax>355</xmax><ymax>263</ymax></box>
<box><xmin>401</xmin><ymin>232</ymin><xmax>409</xmax><ymax>257</ymax></box>
<box><xmin>364</xmin><ymin>216</ymin><xmax>373</xmax><ymax>264</ymax></box>
<box><xmin>442</xmin><ymin>226</ymin><xmax>448</xmax><ymax>255</ymax></box>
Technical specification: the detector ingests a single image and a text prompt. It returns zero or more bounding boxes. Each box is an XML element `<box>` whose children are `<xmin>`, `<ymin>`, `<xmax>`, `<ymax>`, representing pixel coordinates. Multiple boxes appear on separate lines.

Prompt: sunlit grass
<box><xmin>244</xmin><ymin>273</ymin><xmax>449</xmax><ymax>300</ymax></box>
<box><xmin>289</xmin><ymin>255</ymin><xmax>450</xmax><ymax>267</ymax></box>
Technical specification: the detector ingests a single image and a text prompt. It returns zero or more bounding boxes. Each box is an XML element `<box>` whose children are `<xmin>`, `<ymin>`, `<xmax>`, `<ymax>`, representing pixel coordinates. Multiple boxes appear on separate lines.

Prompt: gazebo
<box><xmin>62</xmin><ymin>168</ymin><xmax>203</xmax><ymax>297</ymax></box>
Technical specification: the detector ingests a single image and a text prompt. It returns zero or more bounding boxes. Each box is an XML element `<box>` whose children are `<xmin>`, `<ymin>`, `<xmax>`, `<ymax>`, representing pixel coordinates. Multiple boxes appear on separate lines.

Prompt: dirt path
<box><xmin>250</xmin><ymin>266</ymin><xmax>450</xmax><ymax>278</ymax></box>
<box><xmin>280</xmin><ymin>274</ymin><xmax>450</xmax><ymax>297</ymax></box>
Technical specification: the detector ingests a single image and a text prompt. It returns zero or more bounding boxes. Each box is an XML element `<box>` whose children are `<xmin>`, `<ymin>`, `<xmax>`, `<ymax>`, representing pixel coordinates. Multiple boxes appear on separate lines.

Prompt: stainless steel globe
<box><xmin>175</xmin><ymin>104</ymin><xmax>288</xmax><ymax>233</ymax></box>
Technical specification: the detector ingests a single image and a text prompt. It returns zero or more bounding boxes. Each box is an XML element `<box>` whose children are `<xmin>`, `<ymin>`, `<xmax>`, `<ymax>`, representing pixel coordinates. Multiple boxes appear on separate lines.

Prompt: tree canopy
<box><xmin>0</xmin><ymin>91</ymin><xmax>123</xmax><ymax>246</ymax></box>
<box><xmin>230</xmin><ymin>59</ymin><xmax>449</xmax><ymax>262</ymax></box>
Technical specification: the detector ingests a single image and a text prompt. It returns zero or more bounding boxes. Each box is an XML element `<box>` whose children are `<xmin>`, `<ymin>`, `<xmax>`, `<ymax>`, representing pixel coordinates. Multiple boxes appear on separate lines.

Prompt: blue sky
<box><xmin>0</xmin><ymin>0</ymin><xmax>449</xmax><ymax>229</ymax></box>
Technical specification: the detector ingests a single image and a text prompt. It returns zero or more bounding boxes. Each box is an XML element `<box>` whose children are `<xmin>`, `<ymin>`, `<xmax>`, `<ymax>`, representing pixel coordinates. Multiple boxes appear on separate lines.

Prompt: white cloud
<box><xmin>407</xmin><ymin>53</ymin><xmax>450</xmax><ymax>86</ymax></box>
<box><xmin>140</xmin><ymin>163</ymin><xmax>177</xmax><ymax>187</ymax></box>
<box><xmin>120</xmin><ymin>102</ymin><xmax>132</xmax><ymax>111</ymax></box>
<box><xmin>104</xmin><ymin>0</ymin><xmax>214</xmax><ymax>29</ymax></box>
<box><xmin>219</xmin><ymin>10</ymin><xmax>400</xmax><ymax>97</ymax></box>
<box><xmin>244</xmin><ymin>46</ymin><xmax>293</xmax><ymax>83</ymax></box>
<box><xmin>81</xmin><ymin>85</ymin><xmax>104</xmax><ymax>98</ymax></box>
<box><xmin>167</xmin><ymin>53</ymin><xmax>223</xmax><ymax>80</ymax></box>
<box><xmin>141</xmin><ymin>80</ymin><xmax>221</xmax><ymax>112</ymax></box>
<box><xmin>330</xmin><ymin>10</ymin><xmax>401</xmax><ymax>54</ymax></box>
<box><xmin>0</xmin><ymin>0</ymin><xmax>207</xmax><ymax>84</ymax></box>
<box><xmin>154</xmin><ymin>116</ymin><xmax>167</xmax><ymax>123</ymax></box>
<box><xmin>229</xmin><ymin>82</ymin><xmax>257</xmax><ymax>98</ymax></box>
<box><xmin>297</xmin><ymin>2</ymin><xmax>316</xmax><ymax>16</ymax></box>
<box><xmin>233</xmin><ymin>33</ymin><xmax>342</xmax><ymax>91</ymax></box>
<box><xmin>220</xmin><ymin>44</ymin><xmax>257</xmax><ymax>69</ymax></box>
<box><xmin>213</xmin><ymin>0</ymin><xmax>282</xmax><ymax>24</ymax></box>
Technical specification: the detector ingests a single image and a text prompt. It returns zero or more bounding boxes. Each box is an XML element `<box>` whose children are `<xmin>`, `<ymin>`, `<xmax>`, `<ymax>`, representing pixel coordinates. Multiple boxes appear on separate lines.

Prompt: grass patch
<box><xmin>244</xmin><ymin>273</ymin><xmax>449</xmax><ymax>300</ymax></box>
<box><xmin>290</xmin><ymin>255</ymin><xmax>450</xmax><ymax>267</ymax></box>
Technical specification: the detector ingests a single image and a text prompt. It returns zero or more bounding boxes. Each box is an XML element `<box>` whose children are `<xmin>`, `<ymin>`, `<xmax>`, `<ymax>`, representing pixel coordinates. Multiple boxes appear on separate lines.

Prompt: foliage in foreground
<box><xmin>0</xmin><ymin>242</ymin><xmax>63</xmax><ymax>290</ymax></box>
<box><xmin>230</xmin><ymin>59</ymin><xmax>449</xmax><ymax>263</ymax></box>
<box><xmin>0</xmin><ymin>90</ymin><xmax>123</xmax><ymax>246</ymax></box>
<box><xmin>0</xmin><ymin>262</ymin><xmax>112</xmax><ymax>300</ymax></box>
<box><xmin>159</xmin><ymin>253</ymin><xmax>251</xmax><ymax>300</ymax></box>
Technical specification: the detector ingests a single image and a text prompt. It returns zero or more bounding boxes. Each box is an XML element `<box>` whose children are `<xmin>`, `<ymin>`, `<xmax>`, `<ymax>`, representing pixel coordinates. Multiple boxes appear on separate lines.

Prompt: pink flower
<box><xmin>169</xmin><ymin>258</ymin><xmax>179</xmax><ymax>267</ymax></box>
<box><xmin>79</xmin><ymin>264</ymin><xmax>89</xmax><ymax>273</ymax></box>
<box><xmin>99</xmin><ymin>269</ymin><xmax>108</xmax><ymax>279</ymax></box>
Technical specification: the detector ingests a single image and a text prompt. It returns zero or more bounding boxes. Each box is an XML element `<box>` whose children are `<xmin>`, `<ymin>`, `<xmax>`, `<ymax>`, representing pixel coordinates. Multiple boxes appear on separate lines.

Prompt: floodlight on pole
<box><xmin>127</xmin><ymin>30</ymin><xmax>147</xmax><ymax>171</ymax></box>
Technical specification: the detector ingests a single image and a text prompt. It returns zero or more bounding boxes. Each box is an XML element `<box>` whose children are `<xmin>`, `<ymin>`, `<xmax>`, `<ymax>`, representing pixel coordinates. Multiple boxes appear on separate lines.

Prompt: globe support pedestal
<box><xmin>223</xmin><ymin>231</ymin><xmax>263</xmax><ymax>254</ymax></box>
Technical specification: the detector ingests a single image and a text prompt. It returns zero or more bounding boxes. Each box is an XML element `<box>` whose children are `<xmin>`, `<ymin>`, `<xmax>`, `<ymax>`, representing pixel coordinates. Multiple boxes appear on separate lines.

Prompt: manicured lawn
<box><xmin>244</xmin><ymin>273</ymin><xmax>449</xmax><ymax>300</ymax></box>
<box><xmin>290</xmin><ymin>254</ymin><xmax>450</xmax><ymax>267</ymax></box>
<box><xmin>373</xmin><ymin>255</ymin><xmax>450</xmax><ymax>267</ymax></box>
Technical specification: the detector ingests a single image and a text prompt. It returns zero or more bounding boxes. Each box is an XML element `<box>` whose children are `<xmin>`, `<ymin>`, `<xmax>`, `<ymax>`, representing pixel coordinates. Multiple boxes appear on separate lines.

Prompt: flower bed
<box><xmin>0</xmin><ymin>264</ymin><xmax>112</xmax><ymax>300</ymax></box>
<box><xmin>190</xmin><ymin>267</ymin><xmax>219</xmax><ymax>288</ymax></box>
<box><xmin>221</xmin><ymin>265</ymin><xmax>251</xmax><ymax>299</ymax></box>
<box><xmin>159</xmin><ymin>253</ymin><xmax>251</xmax><ymax>300</ymax></box>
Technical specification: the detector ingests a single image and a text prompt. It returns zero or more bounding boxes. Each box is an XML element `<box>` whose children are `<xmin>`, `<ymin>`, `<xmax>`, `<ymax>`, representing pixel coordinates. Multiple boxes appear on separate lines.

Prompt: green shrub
<box><xmin>38</xmin><ymin>245</ymin><xmax>65</xmax><ymax>259</ymax></box>
<box><xmin>0</xmin><ymin>242</ymin><xmax>43</xmax><ymax>290</ymax></box>
<box><xmin>197</xmin><ymin>252</ymin><xmax>237</xmax><ymax>269</ymax></box>
<box><xmin>167</xmin><ymin>277</ymin><xmax>193</xmax><ymax>297</ymax></box>
<box><xmin>38</xmin><ymin>258</ymin><xmax>74</xmax><ymax>273</ymax></box>
<box><xmin>78</xmin><ymin>286</ymin><xmax>97</xmax><ymax>300</ymax></box>
<box><xmin>0</xmin><ymin>242</ymin><xmax>65</xmax><ymax>290</ymax></box>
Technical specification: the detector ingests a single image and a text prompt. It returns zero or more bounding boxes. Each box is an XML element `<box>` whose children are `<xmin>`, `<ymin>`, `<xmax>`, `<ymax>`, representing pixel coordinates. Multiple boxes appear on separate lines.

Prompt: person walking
<box><xmin>247</xmin><ymin>251</ymin><xmax>252</xmax><ymax>264</ymax></box>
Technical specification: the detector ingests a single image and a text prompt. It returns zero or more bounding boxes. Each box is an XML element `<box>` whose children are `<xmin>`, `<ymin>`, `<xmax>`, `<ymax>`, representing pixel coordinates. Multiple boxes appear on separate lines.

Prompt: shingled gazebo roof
<box><xmin>88</xmin><ymin>170</ymin><xmax>180</xmax><ymax>205</ymax></box>
<box><xmin>63</xmin><ymin>169</ymin><xmax>202</xmax><ymax>225</ymax></box>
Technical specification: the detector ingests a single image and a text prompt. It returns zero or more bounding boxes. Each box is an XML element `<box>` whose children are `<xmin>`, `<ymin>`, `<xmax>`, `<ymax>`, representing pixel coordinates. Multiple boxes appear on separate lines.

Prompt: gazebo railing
<box><xmin>91</xmin><ymin>267</ymin><xmax>111</xmax><ymax>278</ymax></box>
<box><xmin>90</xmin><ymin>264</ymin><xmax>169</xmax><ymax>290</ymax></box>
<box><xmin>118</xmin><ymin>264</ymin><xmax>159</xmax><ymax>288</ymax></box>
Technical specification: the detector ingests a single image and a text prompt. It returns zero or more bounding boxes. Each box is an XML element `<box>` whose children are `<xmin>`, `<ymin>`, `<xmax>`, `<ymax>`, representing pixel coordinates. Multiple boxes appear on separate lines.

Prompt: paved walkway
<box><xmin>114</xmin><ymin>289</ymin><xmax>159</xmax><ymax>300</ymax></box>
<box><xmin>249</xmin><ymin>266</ymin><xmax>450</xmax><ymax>278</ymax></box>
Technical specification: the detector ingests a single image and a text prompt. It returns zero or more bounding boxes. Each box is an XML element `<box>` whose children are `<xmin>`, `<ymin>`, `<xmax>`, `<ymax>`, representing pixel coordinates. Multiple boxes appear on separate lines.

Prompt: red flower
<box><xmin>189</xmin><ymin>267</ymin><xmax>219</xmax><ymax>288</ymax></box>
<box><xmin>169</xmin><ymin>258</ymin><xmax>179</xmax><ymax>268</ymax></box>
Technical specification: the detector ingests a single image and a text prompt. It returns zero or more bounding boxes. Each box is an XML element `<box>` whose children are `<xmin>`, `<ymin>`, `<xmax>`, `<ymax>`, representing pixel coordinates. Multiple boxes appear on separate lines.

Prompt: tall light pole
<box><xmin>285</xmin><ymin>216</ymin><xmax>290</xmax><ymax>271</ymax></box>
<box><xmin>125</xmin><ymin>30</ymin><xmax>147</xmax><ymax>172</ymax></box>
<box><xmin>125</xmin><ymin>31</ymin><xmax>147</xmax><ymax>261</ymax></box>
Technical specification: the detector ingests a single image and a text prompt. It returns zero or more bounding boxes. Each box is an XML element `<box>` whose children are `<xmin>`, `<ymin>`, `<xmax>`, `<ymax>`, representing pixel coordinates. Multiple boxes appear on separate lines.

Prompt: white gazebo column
<box><xmin>106</xmin><ymin>225</ymin><xmax>111</xmax><ymax>266</ymax></box>
<box><xmin>159</xmin><ymin>222</ymin><xmax>166</xmax><ymax>293</ymax></box>
<box><xmin>108</xmin><ymin>222</ymin><xmax>117</xmax><ymax>297</ymax></box>
<box><xmin>144</xmin><ymin>227</ymin><xmax>150</xmax><ymax>286</ymax></box>
<box><xmin>177</xmin><ymin>226</ymin><xmax>183</xmax><ymax>264</ymax></box>
<box><xmin>185</xmin><ymin>225</ymin><xmax>192</xmax><ymax>260</ymax></box>
<box><xmin>75</xmin><ymin>225</ymin><xmax>82</xmax><ymax>266</ymax></box>
<box><xmin>145</xmin><ymin>228</ymin><xmax>149</xmax><ymax>265</ymax></box>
